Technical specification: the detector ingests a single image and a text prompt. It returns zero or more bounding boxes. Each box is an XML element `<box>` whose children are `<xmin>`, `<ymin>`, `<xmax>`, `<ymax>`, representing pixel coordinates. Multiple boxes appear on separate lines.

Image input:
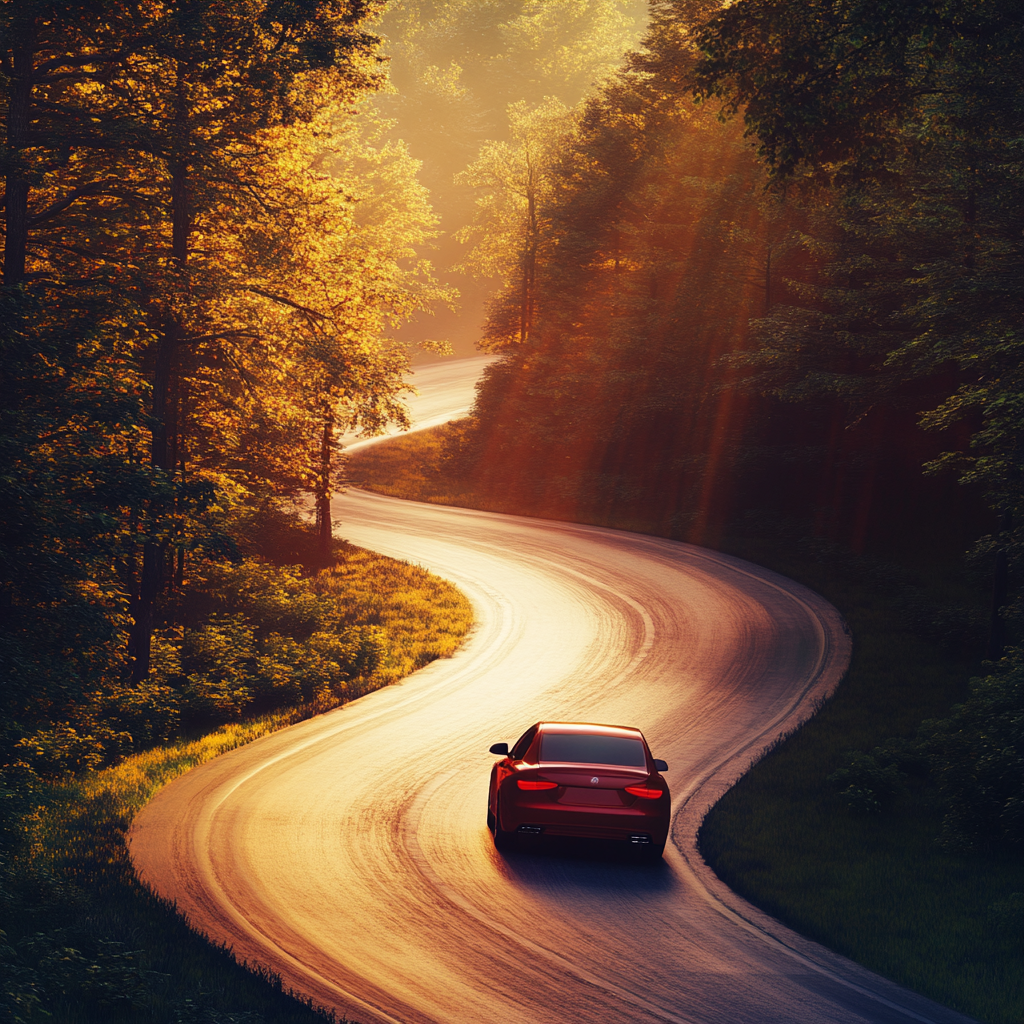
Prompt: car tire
<box><xmin>486</xmin><ymin>806</ymin><xmax>495</xmax><ymax>831</ymax></box>
<box><xmin>491</xmin><ymin>797</ymin><xmax>516</xmax><ymax>851</ymax></box>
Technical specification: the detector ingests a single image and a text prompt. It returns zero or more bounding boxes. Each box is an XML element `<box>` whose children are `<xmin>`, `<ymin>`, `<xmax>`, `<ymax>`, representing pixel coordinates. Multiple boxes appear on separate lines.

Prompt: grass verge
<box><xmin>2</xmin><ymin>539</ymin><xmax>473</xmax><ymax>1024</ymax></box>
<box><xmin>348</xmin><ymin>424</ymin><xmax>1024</xmax><ymax>1024</ymax></box>
<box><xmin>697</xmin><ymin>539</ymin><xmax>1023</xmax><ymax>1024</ymax></box>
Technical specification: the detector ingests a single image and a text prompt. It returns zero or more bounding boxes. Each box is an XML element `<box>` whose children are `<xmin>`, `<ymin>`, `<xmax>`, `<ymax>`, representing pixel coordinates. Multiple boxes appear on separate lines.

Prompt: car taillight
<box><xmin>517</xmin><ymin>779</ymin><xmax>557</xmax><ymax>790</ymax></box>
<box><xmin>625</xmin><ymin>784</ymin><xmax>663</xmax><ymax>799</ymax></box>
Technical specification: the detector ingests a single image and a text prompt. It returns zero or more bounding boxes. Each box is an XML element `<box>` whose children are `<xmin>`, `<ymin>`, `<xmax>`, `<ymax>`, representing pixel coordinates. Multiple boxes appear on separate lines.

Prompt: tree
<box><xmin>454</xmin><ymin>96</ymin><xmax>576</xmax><ymax>347</ymax></box>
<box><xmin>0</xmin><ymin>0</ymin><xmax>445</xmax><ymax>749</ymax></box>
<box><xmin>114</xmin><ymin>0</ymin><xmax>387</xmax><ymax>679</ymax></box>
<box><xmin>367</xmin><ymin>0</ymin><xmax>649</xmax><ymax>351</ymax></box>
<box><xmin>230</xmin><ymin>103</ymin><xmax>451</xmax><ymax>563</ymax></box>
<box><xmin>691</xmin><ymin>0</ymin><xmax>1024</xmax><ymax>649</ymax></box>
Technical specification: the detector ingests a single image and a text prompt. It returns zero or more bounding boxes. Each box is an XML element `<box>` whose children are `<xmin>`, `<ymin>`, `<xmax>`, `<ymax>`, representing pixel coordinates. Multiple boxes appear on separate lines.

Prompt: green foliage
<box><xmin>827</xmin><ymin>747</ymin><xmax>910</xmax><ymax>814</ymax></box>
<box><xmin>185</xmin><ymin>561</ymin><xmax>326</xmax><ymax>638</ymax></box>
<box><xmin>0</xmin><ymin>0</ymin><xmax>460</xmax><ymax>798</ymax></box>
<box><xmin>153</xmin><ymin>609</ymin><xmax>390</xmax><ymax>726</ymax></box>
<box><xmin>830</xmin><ymin>647</ymin><xmax>1024</xmax><ymax>849</ymax></box>
<box><xmin>0</xmin><ymin>290</ymin><xmax>161</xmax><ymax>774</ymax></box>
<box><xmin>690</xmin><ymin>0</ymin><xmax>1024</xmax><ymax>181</ymax></box>
<box><xmin>0</xmin><ymin>529</ymin><xmax>471</xmax><ymax>1023</ymax></box>
<box><xmin>919</xmin><ymin>649</ymin><xmax>1024</xmax><ymax>852</ymax></box>
<box><xmin>369</xmin><ymin>0</ymin><xmax>649</xmax><ymax>352</ymax></box>
<box><xmin>690</xmin><ymin>0</ymin><xmax>1024</xmax><ymax>592</ymax></box>
<box><xmin>455</xmin><ymin>96</ymin><xmax>579</xmax><ymax>348</ymax></box>
<box><xmin>0</xmin><ymin>495</ymin><xmax>472</xmax><ymax>783</ymax></box>
<box><xmin>377</xmin><ymin>0</ymin><xmax>647</xmax><ymax>186</ymax></box>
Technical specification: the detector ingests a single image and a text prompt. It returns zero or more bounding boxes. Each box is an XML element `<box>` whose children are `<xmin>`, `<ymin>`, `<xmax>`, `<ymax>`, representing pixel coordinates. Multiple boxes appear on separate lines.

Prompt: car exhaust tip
<box><xmin>517</xmin><ymin>824</ymin><xmax>544</xmax><ymax>835</ymax></box>
<box><xmin>628</xmin><ymin>834</ymin><xmax>651</xmax><ymax>844</ymax></box>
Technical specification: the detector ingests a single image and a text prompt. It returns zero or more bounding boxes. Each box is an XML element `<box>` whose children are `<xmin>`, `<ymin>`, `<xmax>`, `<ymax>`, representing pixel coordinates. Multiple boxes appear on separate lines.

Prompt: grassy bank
<box><xmin>1</xmin><ymin>536</ymin><xmax>473</xmax><ymax>1024</ymax></box>
<box><xmin>697</xmin><ymin>540</ymin><xmax>1023</xmax><ymax>1024</ymax></box>
<box><xmin>348</xmin><ymin>424</ymin><xmax>1023</xmax><ymax>1024</ymax></box>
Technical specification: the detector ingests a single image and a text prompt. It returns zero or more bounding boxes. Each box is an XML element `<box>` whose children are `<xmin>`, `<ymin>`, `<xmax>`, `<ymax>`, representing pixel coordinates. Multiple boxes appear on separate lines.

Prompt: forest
<box><xmin>0</xmin><ymin>0</ymin><xmax>451</xmax><ymax>783</ymax></box>
<box><xmin>0</xmin><ymin>0</ymin><xmax>657</xmax><ymax>790</ymax></box>
<box><xmin>2</xmin><ymin>0</ymin><xmax>1023</xmax><ymax>1020</ymax></box>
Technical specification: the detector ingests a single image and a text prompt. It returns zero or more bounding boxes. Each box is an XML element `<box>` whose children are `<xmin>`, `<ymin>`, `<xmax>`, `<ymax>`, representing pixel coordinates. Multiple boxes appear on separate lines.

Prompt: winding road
<box><xmin>130</xmin><ymin>356</ymin><xmax>974</xmax><ymax>1024</ymax></box>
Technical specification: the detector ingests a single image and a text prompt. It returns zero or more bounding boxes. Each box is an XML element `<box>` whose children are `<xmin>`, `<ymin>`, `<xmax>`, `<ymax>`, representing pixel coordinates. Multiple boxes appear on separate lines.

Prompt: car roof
<box><xmin>536</xmin><ymin>721</ymin><xmax>645</xmax><ymax>740</ymax></box>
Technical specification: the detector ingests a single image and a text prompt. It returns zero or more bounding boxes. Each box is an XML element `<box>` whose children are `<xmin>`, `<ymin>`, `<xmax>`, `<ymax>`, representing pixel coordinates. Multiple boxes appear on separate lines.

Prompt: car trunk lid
<box><xmin>529</xmin><ymin>766</ymin><xmax>651</xmax><ymax>789</ymax></box>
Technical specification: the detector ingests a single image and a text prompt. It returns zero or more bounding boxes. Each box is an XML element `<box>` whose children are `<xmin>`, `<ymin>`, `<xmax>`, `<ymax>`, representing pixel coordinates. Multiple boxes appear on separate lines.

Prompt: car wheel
<box><xmin>491</xmin><ymin>797</ymin><xmax>516</xmax><ymax>851</ymax></box>
<box><xmin>486</xmin><ymin>806</ymin><xmax>495</xmax><ymax>831</ymax></box>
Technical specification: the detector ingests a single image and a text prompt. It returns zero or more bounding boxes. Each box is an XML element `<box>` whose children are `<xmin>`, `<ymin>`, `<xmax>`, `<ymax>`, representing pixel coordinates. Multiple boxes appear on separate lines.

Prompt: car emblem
<box><xmin>591</xmin><ymin>776</ymin><xmax>599</xmax><ymax>784</ymax></box>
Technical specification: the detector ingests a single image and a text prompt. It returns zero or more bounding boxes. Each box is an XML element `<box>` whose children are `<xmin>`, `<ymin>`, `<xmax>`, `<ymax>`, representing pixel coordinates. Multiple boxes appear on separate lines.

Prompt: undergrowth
<box><xmin>1</xmin><ymin>525</ymin><xmax>473</xmax><ymax>1023</ymax></box>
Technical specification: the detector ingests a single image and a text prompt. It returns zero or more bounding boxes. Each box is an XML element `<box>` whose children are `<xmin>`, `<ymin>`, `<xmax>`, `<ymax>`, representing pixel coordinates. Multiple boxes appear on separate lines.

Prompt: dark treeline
<box><xmin>0</xmin><ymin>1</ymin><xmax>450</xmax><ymax>792</ymax></box>
<box><xmin>445</xmin><ymin>0</ymin><xmax>1023</xmax><ymax>850</ymax></box>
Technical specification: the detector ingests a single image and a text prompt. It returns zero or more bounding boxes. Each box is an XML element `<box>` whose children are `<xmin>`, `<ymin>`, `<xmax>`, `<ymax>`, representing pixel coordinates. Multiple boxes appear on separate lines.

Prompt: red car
<box><xmin>487</xmin><ymin>721</ymin><xmax>670</xmax><ymax>858</ymax></box>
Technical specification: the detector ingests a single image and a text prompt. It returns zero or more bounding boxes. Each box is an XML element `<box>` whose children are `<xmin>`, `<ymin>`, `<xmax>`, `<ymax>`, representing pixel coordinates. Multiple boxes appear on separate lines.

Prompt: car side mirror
<box><xmin>489</xmin><ymin>742</ymin><xmax>509</xmax><ymax>756</ymax></box>
<box><xmin>654</xmin><ymin>759</ymin><xmax>668</xmax><ymax>772</ymax></box>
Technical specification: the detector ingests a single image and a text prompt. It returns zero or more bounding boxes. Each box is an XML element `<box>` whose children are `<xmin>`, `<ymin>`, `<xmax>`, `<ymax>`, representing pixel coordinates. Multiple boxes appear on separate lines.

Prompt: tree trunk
<box><xmin>315</xmin><ymin>406</ymin><xmax>335</xmax><ymax>566</ymax></box>
<box><xmin>4</xmin><ymin>17</ymin><xmax>36</xmax><ymax>287</ymax></box>
<box><xmin>130</xmin><ymin>320</ymin><xmax>176</xmax><ymax>681</ymax></box>
<box><xmin>130</xmin><ymin>63</ymin><xmax>190</xmax><ymax>682</ymax></box>
<box><xmin>520</xmin><ymin>156</ymin><xmax>538</xmax><ymax>345</ymax></box>
<box><xmin>519</xmin><ymin>262</ymin><xmax>530</xmax><ymax>345</ymax></box>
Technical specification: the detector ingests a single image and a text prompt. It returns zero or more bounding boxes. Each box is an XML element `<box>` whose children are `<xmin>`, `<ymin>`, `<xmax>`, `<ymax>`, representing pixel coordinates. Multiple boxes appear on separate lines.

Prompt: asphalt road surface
<box><xmin>338</xmin><ymin>354</ymin><xmax>497</xmax><ymax>452</ymax></box>
<box><xmin>131</xmin><ymin>356</ymin><xmax>974</xmax><ymax>1024</ymax></box>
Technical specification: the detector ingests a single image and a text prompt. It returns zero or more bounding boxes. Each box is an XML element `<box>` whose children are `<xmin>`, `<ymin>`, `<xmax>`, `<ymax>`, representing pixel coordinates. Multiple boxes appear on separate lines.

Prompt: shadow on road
<box><xmin>493</xmin><ymin>835</ymin><xmax>681</xmax><ymax>898</ymax></box>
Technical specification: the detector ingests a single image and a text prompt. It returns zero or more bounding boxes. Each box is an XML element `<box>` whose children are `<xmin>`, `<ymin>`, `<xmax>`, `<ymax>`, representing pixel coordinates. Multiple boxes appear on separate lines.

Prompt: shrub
<box><xmin>828</xmin><ymin>649</ymin><xmax>1024</xmax><ymax>851</ymax></box>
<box><xmin>193</xmin><ymin>560</ymin><xmax>325</xmax><ymax>639</ymax></box>
<box><xmin>920</xmin><ymin>649</ymin><xmax>1024</xmax><ymax>851</ymax></box>
<box><xmin>13</xmin><ymin>723</ymin><xmax>131</xmax><ymax>779</ymax></box>
<box><xmin>827</xmin><ymin>743</ymin><xmax>921</xmax><ymax>813</ymax></box>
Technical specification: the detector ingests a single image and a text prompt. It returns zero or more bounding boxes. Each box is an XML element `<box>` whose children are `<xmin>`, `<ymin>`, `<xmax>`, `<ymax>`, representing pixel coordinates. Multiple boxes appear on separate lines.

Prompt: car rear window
<box><xmin>539</xmin><ymin>732</ymin><xmax>647</xmax><ymax>767</ymax></box>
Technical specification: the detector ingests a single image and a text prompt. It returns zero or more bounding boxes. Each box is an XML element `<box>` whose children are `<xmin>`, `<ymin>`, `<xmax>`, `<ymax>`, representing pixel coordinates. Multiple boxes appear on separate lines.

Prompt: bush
<box><xmin>150</xmin><ymin>613</ymin><xmax>391</xmax><ymax>728</ymax></box>
<box><xmin>89</xmin><ymin>678</ymin><xmax>181</xmax><ymax>747</ymax></box>
<box><xmin>190</xmin><ymin>560</ymin><xmax>324</xmax><ymax>639</ymax></box>
<box><xmin>827</xmin><ymin>649</ymin><xmax>1024</xmax><ymax>852</ymax></box>
<box><xmin>828</xmin><ymin>750</ymin><xmax>906</xmax><ymax>813</ymax></box>
<box><xmin>920</xmin><ymin>649</ymin><xmax>1024</xmax><ymax>851</ymax></box>
<box><xmin>13</xmin><ymin>724</ymin><xmax>131</xmax><ymax>779</ymax></box>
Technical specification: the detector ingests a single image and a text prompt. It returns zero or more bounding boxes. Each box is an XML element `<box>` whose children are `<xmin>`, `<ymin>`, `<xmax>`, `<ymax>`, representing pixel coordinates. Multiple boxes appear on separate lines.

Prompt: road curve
<box><xmin>338</xmin><ymin>354</ymin><xmax>497</xmax><ymax>452</ymax></box>
<box><xmin>130</xmin><ymin>360</ymin><xmax>973</xmax><ymax>1024</ymax></box>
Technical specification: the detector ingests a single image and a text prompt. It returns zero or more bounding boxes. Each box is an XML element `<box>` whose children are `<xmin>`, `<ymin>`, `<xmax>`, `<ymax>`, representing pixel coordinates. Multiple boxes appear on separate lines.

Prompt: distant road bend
<box><xmin>131</xmin><ymin>355</ymin><xmax>974</xmax><ymax>1024</ymax></box>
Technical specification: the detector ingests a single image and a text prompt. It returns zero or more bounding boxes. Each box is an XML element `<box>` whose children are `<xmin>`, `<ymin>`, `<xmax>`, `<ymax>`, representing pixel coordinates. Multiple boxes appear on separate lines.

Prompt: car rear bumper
<box><xmin>502</xmin><ymin>801</ymin><xmax>668</xmax><ymax>844</ymax></box>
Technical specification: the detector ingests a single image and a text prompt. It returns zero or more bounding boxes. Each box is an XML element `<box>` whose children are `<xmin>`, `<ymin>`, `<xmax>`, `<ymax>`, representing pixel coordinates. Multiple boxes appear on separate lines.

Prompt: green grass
<box><xmin>349</xmin><ymin>423</ymin><xmax>1024</xmax><ymax>1024</ymax></box>
<box><xmin>347</xmin><ymin>425</ymin><xmax>500</xmax><ymax>512</ymax></box>
<box><xmin>315</xmin><ymin>542</ymin><xmax>472</xmax><ymax>683</ymax></box>
<box><xmin>2</xmin><ymin>540</ymin><xmax>473</xmax><ymax>1024</ymax></box>
<box><xmin>697</xmin><ymin>540</ymin><xmax>1023</xmax><ymax>1024</ymax></box>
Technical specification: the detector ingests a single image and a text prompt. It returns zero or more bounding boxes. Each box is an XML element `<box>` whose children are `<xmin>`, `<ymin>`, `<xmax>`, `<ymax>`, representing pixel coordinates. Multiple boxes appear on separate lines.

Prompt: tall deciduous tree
<box><xmin>0</xmin><ymin>0</ymin><xmax>445</xmax><ymax>749</ymax></box>
<box><xmin>454</xmin><ymin>96</ymin><xmax>575</xmax><ymax>348</ymax></box>
<box><xmin>114</xmin><ymin>0</ymin><xmax>386</xmax><ymax>679</ymax></box>
<box><xmin>238</xmin><ymin>104</ymin><xmax>451</xmax><ymax>563</ymax></box>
